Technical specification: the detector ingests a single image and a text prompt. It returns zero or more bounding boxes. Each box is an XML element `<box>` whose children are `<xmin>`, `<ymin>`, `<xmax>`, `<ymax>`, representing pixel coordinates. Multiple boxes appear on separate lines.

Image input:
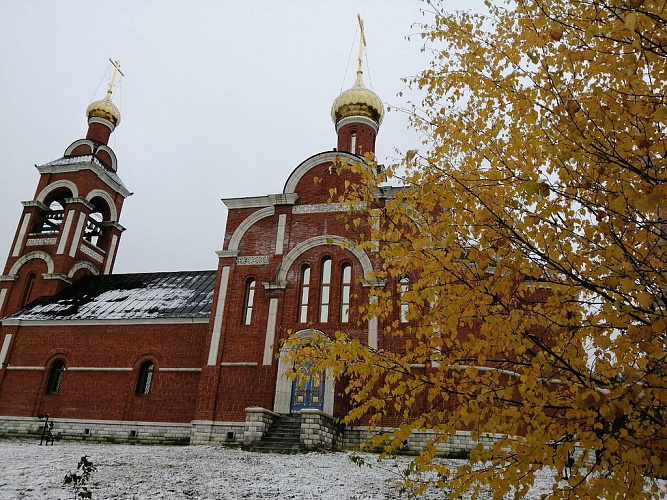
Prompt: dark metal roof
<box><xmin>6</xmin><ymin>270</ymin><xmax>216</xmax><ymax>321</ymax></box>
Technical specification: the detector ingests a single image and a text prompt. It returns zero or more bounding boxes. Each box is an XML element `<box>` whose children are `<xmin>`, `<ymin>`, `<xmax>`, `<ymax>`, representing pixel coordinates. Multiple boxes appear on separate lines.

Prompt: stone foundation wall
<box><xmin>0</xmin><ymin>416</ymin><xmax>246</xmax><ymax>446</ymax></box>
<box><xmin>0</xmin><ymin>416</ymin><xmax>192</xmax><ymax>445</ymax></box>
<box><xmin>300</xmin><ymin>409</ymin><xmax>343</xmax><ymax>450</ymax></box>
<box><xmin>343</xmin><ymin>426</ymin><xmax>503</xmax><ymax>458</ymax></box>
<box><xmin>0</xmin><ymin>413</ymin><xmax>502</xmax><ymax>455</ymax></box>
<box><xmin>190</xmin><ymin>420</ymin><xmax>246</xmax><ymax>445</ymax></box>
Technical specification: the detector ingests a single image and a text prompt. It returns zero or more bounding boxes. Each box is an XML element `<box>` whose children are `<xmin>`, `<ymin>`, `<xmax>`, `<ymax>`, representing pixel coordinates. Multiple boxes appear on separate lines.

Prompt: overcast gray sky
<box><xmin>0</xmin><ymin>1</ymin><xmax>482</xmax><ymax>274</ymax></box>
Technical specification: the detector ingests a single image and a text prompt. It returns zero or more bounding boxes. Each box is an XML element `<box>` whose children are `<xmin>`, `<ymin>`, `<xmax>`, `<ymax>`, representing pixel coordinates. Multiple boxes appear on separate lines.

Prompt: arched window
<box><xmin>340</xmin><ymin>264</ymin><xmax>352</xmax><ymax>323</ymax></box>
<box><xmin>46</xmin><ymin>359</ymin><xmax>66</xmax><ymax>394</ymax></box>
<box><xmin>135</xmin><ymin>361</ymin><xmax>155</xmax><ymax>395</ymax></box>
<box><xmin>298</xmin><ymin>265</ymin><xmax>311</xmax><ymax>323</ymax></box>
<box><xmin>319</xmin><ymin>258</ymin><xmax>332</xmax><ymax>322</ymax></box>
<box><xmin>350</xmin><ymin>131</ymin><xmax>357</xmax><ymax>154</ymax></box>
<box><xmin>19</xmin><ymin>272</ymin><xmax>36</xmax><ymax>308</ymax></box>
<box><xmin>399</xmin><ymin>276</ymin><xmax>410</xmax><ymax>323</ymax></box>
<box><xmin>243</xmin><ymin>279</ymin><xmax>256</xmax><ymax>325</ymax></box>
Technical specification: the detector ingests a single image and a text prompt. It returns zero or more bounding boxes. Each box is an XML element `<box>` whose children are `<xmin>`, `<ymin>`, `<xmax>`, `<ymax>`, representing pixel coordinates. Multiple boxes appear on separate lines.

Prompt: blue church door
<box><xmin>290</xmin><ymin>364</ymin><xmax>325</xmax><ymax>412</ymax></box>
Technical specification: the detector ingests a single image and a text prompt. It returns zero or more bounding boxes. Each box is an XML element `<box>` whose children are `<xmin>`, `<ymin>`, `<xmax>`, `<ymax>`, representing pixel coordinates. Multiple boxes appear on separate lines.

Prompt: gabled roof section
<box><xmin>5</xmin><ymin>270</ymin><xmax>216</xmax><ymax>322</ymax></box>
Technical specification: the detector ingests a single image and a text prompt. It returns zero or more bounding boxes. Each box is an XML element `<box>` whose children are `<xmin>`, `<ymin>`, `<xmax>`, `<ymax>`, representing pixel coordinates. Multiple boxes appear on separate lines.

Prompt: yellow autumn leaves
<box><xmin>286</xmin><ymin>0</ymin><xmax>666</xmax><ymax>498</ymax></box>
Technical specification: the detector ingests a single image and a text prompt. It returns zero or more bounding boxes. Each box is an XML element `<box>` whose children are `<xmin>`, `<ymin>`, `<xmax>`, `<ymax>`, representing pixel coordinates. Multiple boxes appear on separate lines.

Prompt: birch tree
<box><xmin>288</xmin><ymin>0</ymin><xmax>667</xmax><ymax>497</ymax></box>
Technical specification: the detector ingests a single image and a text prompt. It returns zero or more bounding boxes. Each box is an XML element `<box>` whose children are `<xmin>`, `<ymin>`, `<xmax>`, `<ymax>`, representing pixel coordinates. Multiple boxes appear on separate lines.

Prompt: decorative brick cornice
<box><xmin>362</xmin><ymin>278</ymin><xmax>387</xmax><ymax>288</ymax></box>
<box><xmin>64</xmin><ymin>197</ymin><xmax>95</xmax><ymax>211</ymax></box>
<box><xmin>262</xmin><ymin>281</ymin><xmax>287</xmax><ymax>290</ymax></box>
<box><xmin>222</xmin><ymin>193</ymin><xmax>298</xmax><ymax>210</ymax></box>
<box><xmin>42</xmin><ymin>273</ymin><xmax>72</xmax><ymax>284</ymax></box>
<box><xmin>216</xmin><ymin>250</ymin><xmax>239</xmax><ymax>259</ymax></box>
<box><xmin>36</xmin><ymin>156</ymin><xmax>132</xmax><ymax>198</ymax></box>
<box><xmin>373</xmin><ymin>186</ymin><xmax>403</xmax><ymax>200</ymax></box>
<box><xmin>21</xmin><ymin>200</ymin><xmax>49</xmax><ymax>210</ymax></box>
<box><xmin>100</xmin><ymin>221</ymin><xmax>126</xmax><ymax>232</ymax></box>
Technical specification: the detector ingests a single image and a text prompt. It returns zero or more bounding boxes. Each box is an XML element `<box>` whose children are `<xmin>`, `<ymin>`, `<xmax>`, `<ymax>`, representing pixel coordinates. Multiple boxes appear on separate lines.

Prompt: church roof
<box><xmin>5</xmin><ymin>270</ymin><xmax>216</xmax><ymax>322</ymax></box>
<box><xmin>38</xmin><ymin>155</ymin><xmax>129</xmax><ymax>192</ymax></box>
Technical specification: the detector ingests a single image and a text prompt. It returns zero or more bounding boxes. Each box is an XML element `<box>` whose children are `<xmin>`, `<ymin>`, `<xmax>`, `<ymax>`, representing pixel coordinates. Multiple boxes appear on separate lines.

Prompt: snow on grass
<box><xmin>0</xmin><ymin>439</ymin><xmax>558</xmax><ymax>499</ymax></box>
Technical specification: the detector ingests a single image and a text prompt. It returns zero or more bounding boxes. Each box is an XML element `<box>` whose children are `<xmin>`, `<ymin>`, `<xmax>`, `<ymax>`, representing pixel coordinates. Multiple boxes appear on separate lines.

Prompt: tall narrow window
<box><xmin>46</xmin><ymin>360</ymin><xmax>65</xmax><ymax>394</ymax></box>
<box><xmin>350</xmin><ymin>132</ymin><xmax>357</xmax><ymax>154</ymax></box>
<box><xmin>135</xmin><ymin>361</ymin><xmax>155</xmax><ymax>395</ymax></box>
<box><xmin>319</xmin><ymin>258</ymin><xmax>332</xmax><ymax>322</ymax></box>
<box><xmin>399</xmin><ymin>276</ymin><xmax>410</xmax><ymax>323</ymax></box>
<box><xmin>243</xmin><ymin>279</ymin><xmax>256</xmax><ymax>325</ymax></box>
<box><xmin>19</xmin><ymin>272</ymin><xmax>36</xmax><ymax>308</ymax></box>
<box><xmin>340</xmin><ymin>264</ymin><xmax>352</xmax><ymax>323</ymax></box>
<box><xmin>298</xmin><ymin>265</ymin><xmax>311</xmax><ymax>323</ymax></box>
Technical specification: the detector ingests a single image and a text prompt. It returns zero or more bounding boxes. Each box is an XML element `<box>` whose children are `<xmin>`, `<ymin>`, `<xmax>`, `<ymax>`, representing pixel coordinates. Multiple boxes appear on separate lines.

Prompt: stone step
<box><xmin>247</xmin><ymin>414</ymin><xmax>305</xmax><ymax>454</ymax></box>
<box><xmin>269</xmin><ymin>424</ymin><xmax>300</xmax><ymax>431</ymax></box>
<box><xmin>259</xmin><ymin>436</ymin><xmax>301</xmax><ymax>444</ymax></box>
<box><xmin>266</xmin><ymin>428</ymin><xmax>300</xmax><ymax>436</ymax></box>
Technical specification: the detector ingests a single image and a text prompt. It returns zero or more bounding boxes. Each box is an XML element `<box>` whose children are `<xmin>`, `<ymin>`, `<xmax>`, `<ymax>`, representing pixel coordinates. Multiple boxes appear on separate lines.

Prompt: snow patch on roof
<box><xmin>7</xmin><ymin>270</ymin><xmax>216</xmax><ymax>321</ymax></box>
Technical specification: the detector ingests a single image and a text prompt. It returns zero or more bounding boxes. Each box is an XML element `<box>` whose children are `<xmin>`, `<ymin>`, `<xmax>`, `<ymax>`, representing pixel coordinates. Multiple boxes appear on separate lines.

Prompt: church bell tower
<box><xmin>0</xmin><ymin>60</ymin><xmax>131</xmax><ymax>318</ymax></box>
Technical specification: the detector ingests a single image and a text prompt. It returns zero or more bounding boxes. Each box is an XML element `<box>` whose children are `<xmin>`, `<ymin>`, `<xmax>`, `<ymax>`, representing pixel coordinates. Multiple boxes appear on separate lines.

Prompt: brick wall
<box><xmin>0</xmin><ymin>322</ymin><xmax>207</xmax><ymax>422</ymax></box>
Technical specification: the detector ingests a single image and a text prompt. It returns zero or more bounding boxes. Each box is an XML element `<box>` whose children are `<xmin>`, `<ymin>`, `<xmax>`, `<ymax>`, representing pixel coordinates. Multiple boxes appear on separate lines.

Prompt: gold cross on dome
<box><xmin>106</xmin><ymin>58</ymin><xmax>125</xmax><ymax>99</ymax></box>
<box><xmin>357</xmin><ymin>14</ymin><xmax>366</xmax><ymax>73</ymax></box>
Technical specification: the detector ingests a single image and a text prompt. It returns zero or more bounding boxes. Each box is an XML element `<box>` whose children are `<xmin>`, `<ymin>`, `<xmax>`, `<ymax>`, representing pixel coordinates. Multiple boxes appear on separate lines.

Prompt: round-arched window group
<box><xmin>241</xmin><ymin>257</ymin><xmax>354</xmax><ymax>326</ymax></box>
<box><xmin>298</xmin><ymin>257</ymin><xmax>353</xmax><ymax>325</ymax></box>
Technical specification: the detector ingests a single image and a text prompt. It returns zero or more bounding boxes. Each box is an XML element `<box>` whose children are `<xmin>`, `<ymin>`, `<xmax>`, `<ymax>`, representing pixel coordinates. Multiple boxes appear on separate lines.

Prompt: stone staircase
<box><xmin>247</xmin><ymin>414</ymin><xmax>304</xmax><ymax>453</ymax></box>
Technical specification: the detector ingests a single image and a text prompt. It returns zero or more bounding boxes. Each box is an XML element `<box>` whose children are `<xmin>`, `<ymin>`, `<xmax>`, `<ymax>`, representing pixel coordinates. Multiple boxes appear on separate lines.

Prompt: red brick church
<box><xmin>0</xmin><ymin>44</ymin><xmax>496</xmax><ymax>454</ymax></box>
<box><xmin>0</xmin><ymin>44</ymin><xmax>414</xmax><ymax>449</ymax></box>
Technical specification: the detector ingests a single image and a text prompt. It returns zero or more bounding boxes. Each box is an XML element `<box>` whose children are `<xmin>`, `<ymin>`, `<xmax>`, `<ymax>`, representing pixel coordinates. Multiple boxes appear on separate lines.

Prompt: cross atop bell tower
<box><xmin>355</xmin><ymin>14</ymin><xmax>366</xmax><ymax>86</ymax></box>
<box><xmin>106</xmin><ymin>59</ymin><xmax>124</xmax><ymax>99</ymax></box>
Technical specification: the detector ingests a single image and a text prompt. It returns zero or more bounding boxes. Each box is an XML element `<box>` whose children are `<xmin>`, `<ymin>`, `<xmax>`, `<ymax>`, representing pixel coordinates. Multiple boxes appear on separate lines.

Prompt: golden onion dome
<box><xmin>331</xmin><ymin>69</ymin><xmax>384</xmax><ymax>127</ymax></box>
<box><xmin>86</xmin><ymin>93</ymin><xmax>121</xmax><ymax>127</ymax></box>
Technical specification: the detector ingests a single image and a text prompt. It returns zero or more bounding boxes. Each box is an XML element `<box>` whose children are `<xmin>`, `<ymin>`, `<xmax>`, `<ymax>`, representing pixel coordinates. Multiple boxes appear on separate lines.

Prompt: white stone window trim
<box><xmin>35</xmin><ymin>180</ymin><xmax>79</xmax><ymax>203</ymax></box>
<box><xmin>8</xmin><ymin>251</ymin><xmax>55</xmax><ymax>276</ymax></box>
<box><xmin>283</xmin><ymin>151</ymin><xmax>360</xmax><ymax>195</ymax></box>
<box><xmin>227</xmin><ymin>206</ymin><xmax>275</xmax><ymax>252</ymax></box>
<box><xmin>86</xmin><ymin>189</ymin><xmax>118</xmax><ymax>222</ymax></box>
<box><xmin>274</xmin><ymin>235</ymin><xmax>373</xmax><ymax>284</ymax></box>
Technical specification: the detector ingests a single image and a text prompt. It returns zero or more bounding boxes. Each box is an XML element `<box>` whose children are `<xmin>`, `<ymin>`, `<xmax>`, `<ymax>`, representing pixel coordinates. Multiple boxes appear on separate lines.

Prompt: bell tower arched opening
<box><xmin>33</xmin><ymin>188</ymin><xmax>73</xmax><ymax>235</ymax></box>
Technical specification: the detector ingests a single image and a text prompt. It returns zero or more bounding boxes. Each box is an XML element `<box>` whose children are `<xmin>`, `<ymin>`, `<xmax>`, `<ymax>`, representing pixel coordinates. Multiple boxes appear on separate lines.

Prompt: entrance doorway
<box><xmin>290</xmin><ymin>364</ymin><xmax>325</xmax><ymax>412</ymax></box>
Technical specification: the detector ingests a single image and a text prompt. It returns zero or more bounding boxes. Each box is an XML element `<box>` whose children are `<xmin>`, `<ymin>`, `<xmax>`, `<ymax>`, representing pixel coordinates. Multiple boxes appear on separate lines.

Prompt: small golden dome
<box><xmin>331</xmin><ymin>70</ymin><xmax>384</xmax><ymax>126</ymax></box>
<box><xmin>86</xmin><ymin>94</ymin><xmax>121</xmax><ymax>127</ymax></box>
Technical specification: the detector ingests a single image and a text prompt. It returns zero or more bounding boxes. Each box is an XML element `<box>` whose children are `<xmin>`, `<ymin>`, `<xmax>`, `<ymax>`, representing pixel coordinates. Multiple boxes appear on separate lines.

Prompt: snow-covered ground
<box><xmin>0</xmin><ymin>439</ymin><xmax>556</xmax><ymax>499</ymax></box>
